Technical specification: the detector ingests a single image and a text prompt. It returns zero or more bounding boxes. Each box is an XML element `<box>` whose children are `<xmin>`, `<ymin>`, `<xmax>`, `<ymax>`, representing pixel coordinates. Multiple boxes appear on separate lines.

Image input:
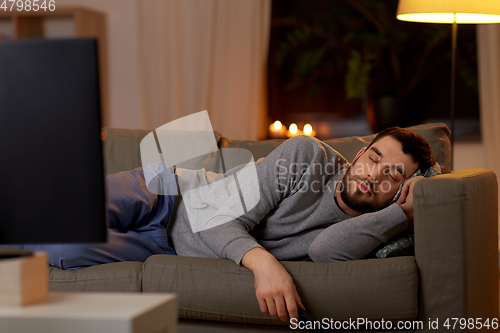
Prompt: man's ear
<box><xmin>353</xmin><ymin>147</ymin><xmax>367</xmax><ymax>162</ymax></box>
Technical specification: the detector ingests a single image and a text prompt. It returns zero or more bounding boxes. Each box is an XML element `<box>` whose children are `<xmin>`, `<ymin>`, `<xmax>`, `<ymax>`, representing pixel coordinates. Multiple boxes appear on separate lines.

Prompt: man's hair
<box><xmin>366</xmin><ymin>127</ymin><xmax>437</xmax><ymax>173</ymax></box>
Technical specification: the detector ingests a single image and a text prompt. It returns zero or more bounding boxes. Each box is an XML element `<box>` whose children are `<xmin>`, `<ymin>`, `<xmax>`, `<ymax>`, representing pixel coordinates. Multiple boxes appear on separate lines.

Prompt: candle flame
<box><xmin>304</xmin><ymin>124</ymin><xmax>313</xmax><ymax>135</ymax></box>
<box><xmin>273</xmin><ymin>120</ymin><xmax>282</xmax><ymax>130</ymax></box>
<box><xmin>289</xmin><ymin>123</ymin><xmax>298</xmax><ymax>134</ymax></box>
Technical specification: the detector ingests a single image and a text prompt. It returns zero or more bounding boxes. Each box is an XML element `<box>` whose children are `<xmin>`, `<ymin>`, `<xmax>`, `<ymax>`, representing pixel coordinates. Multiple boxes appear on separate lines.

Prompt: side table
<box><xmin>0</xmin><ymin>292</ymin><xmax>177</xmax><ymax>333</ymax></box>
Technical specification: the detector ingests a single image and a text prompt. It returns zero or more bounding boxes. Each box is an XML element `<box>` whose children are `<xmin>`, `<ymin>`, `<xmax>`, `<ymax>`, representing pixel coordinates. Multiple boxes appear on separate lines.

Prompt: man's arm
<box><xmin>241</xmin><ymin>248</ymin><xmax>304</xmax><ymax>323</ymax></box>
<box><xmin>308</xmin><ymin>177</ymin><xmax>424</xmax><ymax>262</ymax></box>
<box><xmin>308</xmin><ymin>203</ymin><xmax>409</xmax><ymax>262</ymax></box>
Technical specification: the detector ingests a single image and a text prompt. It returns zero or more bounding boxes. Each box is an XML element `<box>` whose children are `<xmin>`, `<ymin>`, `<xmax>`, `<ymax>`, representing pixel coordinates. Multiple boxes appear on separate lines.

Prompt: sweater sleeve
<box><xmin>308</xmin><ymin>203</ymin><xmax>409</xmax><ymax>262</ymax></box>
<box><xmin>196</xmin><ymin>136</ymin><xmax>345</xmax><ymax>264</ymax></box>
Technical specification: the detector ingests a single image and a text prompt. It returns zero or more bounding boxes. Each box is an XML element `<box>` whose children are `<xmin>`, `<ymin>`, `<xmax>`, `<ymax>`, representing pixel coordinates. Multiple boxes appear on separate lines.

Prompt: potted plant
<box><xmin>274</xmin><ymin>0</ymin><xmax>452</xmax><ymax>132</ymax></box>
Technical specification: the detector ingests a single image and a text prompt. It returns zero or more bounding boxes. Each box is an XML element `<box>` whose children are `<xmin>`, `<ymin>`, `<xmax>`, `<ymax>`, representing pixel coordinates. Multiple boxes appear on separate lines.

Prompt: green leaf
<box><xmin>296</xmin><ymin>49</ymin><xmax>326</xmax><ymax>77</ymax></box>
<box><xmin>345</xmin><ymin>50</ymin><xmax>372</xmax><ymax>99</ymax></box>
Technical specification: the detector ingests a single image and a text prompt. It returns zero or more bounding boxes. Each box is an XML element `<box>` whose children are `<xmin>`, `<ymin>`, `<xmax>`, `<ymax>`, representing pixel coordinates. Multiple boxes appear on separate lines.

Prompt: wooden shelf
<box><xmin>0</xmin><ymin>7</ymin><xmax>109</xmax><ymax>126</ymax></box>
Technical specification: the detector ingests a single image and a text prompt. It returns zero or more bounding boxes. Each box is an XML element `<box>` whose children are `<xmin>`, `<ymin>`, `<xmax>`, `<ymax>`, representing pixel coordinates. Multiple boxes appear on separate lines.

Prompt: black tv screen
<box><xmin>0</xmin><ymin>39</ymin><xmax>107</xmax><ymax>244</ymax></box>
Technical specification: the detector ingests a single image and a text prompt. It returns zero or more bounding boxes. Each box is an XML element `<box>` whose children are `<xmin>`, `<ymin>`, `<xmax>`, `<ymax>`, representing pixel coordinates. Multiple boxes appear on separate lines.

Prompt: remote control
<box><xmin>298</xmin><ymin>307</ymin><xmax>324</xmax><ymax>333</ymax></box>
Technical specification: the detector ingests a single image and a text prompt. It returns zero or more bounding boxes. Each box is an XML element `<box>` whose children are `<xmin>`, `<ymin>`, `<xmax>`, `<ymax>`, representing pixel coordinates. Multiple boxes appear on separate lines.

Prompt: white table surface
<box><xmin>0</xmin><ymin>292</ymin><xmax>177</xmax><ymax>333</ymax></box>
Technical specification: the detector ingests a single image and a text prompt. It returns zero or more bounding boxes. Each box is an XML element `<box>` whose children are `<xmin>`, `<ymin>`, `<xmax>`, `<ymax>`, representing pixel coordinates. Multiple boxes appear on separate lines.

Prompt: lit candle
<box><xmin>286</xmin><ymin>123</ymin><xmax>302</xmax><ymax>138</ymax></box>
<box><xmin>303</xmin><ymin>123</ymin><xmax>316</xmax><ymax>137</ymax></box>
<box><xmin>268</xmin><ymin>120</ymin><xmax>286</xmax><ymax>138</ymax></box>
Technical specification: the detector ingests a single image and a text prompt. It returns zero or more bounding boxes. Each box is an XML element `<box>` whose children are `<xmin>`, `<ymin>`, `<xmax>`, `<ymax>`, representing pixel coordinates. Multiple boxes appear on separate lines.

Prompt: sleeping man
<box><xmin>24</xmin><ymin>126</ymin><xmax>436</xmax><ymax>323</ymax></box>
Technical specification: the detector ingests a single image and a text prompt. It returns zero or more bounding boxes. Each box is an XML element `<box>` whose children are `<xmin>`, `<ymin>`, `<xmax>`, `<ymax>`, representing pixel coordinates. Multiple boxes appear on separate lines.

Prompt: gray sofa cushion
<box><xmin>142</xmin><ymin>255</ymin><xmax>418</xmax><ymax>324</ymax></box>
<box><xmin>48</xmin><ymin>261</ymin><xmax>143</xmax><ymax>292</ymax></box>
<box><xmin>102</xmin><ymin>128</ymin><xmax>222</xmax><ymax>174</ymax></box>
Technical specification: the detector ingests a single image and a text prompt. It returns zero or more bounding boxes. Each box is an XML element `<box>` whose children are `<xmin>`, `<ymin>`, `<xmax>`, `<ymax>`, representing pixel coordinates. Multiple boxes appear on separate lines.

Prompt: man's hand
<box><xmin>241</xmin><ymin>247</ymin><xmax>304</xmax><ymax>323</ymax></box>
<box><xmin>396</xmin><ymin>176</ymin><xmax>425</xmax><ymax>225</ymax></box>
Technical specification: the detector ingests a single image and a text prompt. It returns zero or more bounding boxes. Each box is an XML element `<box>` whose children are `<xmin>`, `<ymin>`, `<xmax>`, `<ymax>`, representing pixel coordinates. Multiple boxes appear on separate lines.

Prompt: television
<box><xmin>0</xmin><ymin>39</ymin><xmax>107</xmax><ymax>251</ymax></box>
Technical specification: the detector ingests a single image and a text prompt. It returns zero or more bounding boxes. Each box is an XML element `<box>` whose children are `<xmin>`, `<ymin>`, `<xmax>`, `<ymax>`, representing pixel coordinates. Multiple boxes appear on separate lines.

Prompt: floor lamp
<box><xmin>396</xmin><ymin>0</ymin><xmax>500</xmax><ymax>169</ymax></box>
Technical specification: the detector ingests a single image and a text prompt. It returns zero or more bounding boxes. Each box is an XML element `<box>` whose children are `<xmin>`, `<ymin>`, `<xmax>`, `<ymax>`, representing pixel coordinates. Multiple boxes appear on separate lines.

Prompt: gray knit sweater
<box><xmin>168</xmin><ymin>135</ymin><xmax>408</xmax><ymax>264</ymax></box>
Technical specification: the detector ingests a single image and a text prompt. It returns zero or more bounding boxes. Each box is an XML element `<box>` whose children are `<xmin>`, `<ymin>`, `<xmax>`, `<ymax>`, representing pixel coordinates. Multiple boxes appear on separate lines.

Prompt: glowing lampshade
<box><xmin>397</xmin><ymin>0</ymin><xmax>500</xmax><ymax>24</ymax></box>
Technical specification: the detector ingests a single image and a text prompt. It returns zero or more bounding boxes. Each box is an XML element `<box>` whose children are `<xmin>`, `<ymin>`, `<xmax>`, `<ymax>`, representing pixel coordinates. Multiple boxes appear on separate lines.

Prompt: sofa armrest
<box><xmin>413</xmin><ymin>169</ymin><xmax>498</xmax><ymax>331</ymax></box>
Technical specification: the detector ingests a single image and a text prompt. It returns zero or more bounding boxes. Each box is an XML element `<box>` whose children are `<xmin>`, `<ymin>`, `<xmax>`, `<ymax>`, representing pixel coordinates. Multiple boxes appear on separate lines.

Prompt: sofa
<box><xmin>48</xmin><ymin>123</ymin><xmax>499</xmax><ymax>332</ymax></box>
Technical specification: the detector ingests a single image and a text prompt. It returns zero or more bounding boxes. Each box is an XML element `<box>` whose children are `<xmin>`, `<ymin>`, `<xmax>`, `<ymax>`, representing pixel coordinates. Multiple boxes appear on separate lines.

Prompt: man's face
<box><xmin>339</xmin><ymin>136</ymin><xmax>419</xmax><ymax>213</ymax></box>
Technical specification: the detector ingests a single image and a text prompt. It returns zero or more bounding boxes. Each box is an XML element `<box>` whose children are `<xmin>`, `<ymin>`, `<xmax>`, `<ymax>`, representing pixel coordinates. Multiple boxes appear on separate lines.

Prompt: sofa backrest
<box><xmin>101</xmin><ymin>128</ymin><xmax>222</xmax><ymax>175</ymax></box>
<box><xmin>102</xmin><ymin>123</ymin><xmax>451</xmax><ymax>175</ymax></box>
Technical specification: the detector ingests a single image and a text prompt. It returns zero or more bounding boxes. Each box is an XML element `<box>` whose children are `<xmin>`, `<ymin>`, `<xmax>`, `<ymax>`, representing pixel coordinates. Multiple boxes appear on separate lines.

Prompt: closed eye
<box><xmin>388</xmin><ymin>168</ymin><xmax>399</xmax><ymax>181</ymax></box>
<box><xmin>369</xmin><ymin>155</ymin><xmax>398</xmax><ymax>180</ymax></box>
<box><xmin>384</xmin><ymin>165</ymin><xmax>397</xmax><ymax>181</ymax></box>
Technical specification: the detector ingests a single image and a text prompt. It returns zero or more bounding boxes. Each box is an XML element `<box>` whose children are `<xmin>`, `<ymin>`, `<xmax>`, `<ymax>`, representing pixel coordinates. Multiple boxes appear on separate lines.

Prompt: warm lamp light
<box><xmin>397</xmin><ymin>0</ymin><xmax>500</xmax><ymax>23</ymax></box>
<box><xmin>398</xmin><ymin>13</ymin><xmax>500</xmax><ymax>24</ymax></box>
<box><xmin>273</xmin><ymin>120</ymin><xmax>282</xmax><ymax>130</ymax></box>
<box><xmin>396</xmin><ymin>0</ymin><xmax>500</xmax><ymax>168</ymax></box>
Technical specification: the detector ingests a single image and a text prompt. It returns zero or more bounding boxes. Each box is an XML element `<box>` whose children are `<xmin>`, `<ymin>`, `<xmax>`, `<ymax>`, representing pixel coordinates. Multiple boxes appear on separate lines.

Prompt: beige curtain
<box><xmin>137</xmin><ymin>0</ymin><xmax>271</xmax><ymax>140</ymax></box>
<box><xmin>477</xmin><ymin>24</ymin><xmax>500</xmax><ymax>252</ymax></box>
